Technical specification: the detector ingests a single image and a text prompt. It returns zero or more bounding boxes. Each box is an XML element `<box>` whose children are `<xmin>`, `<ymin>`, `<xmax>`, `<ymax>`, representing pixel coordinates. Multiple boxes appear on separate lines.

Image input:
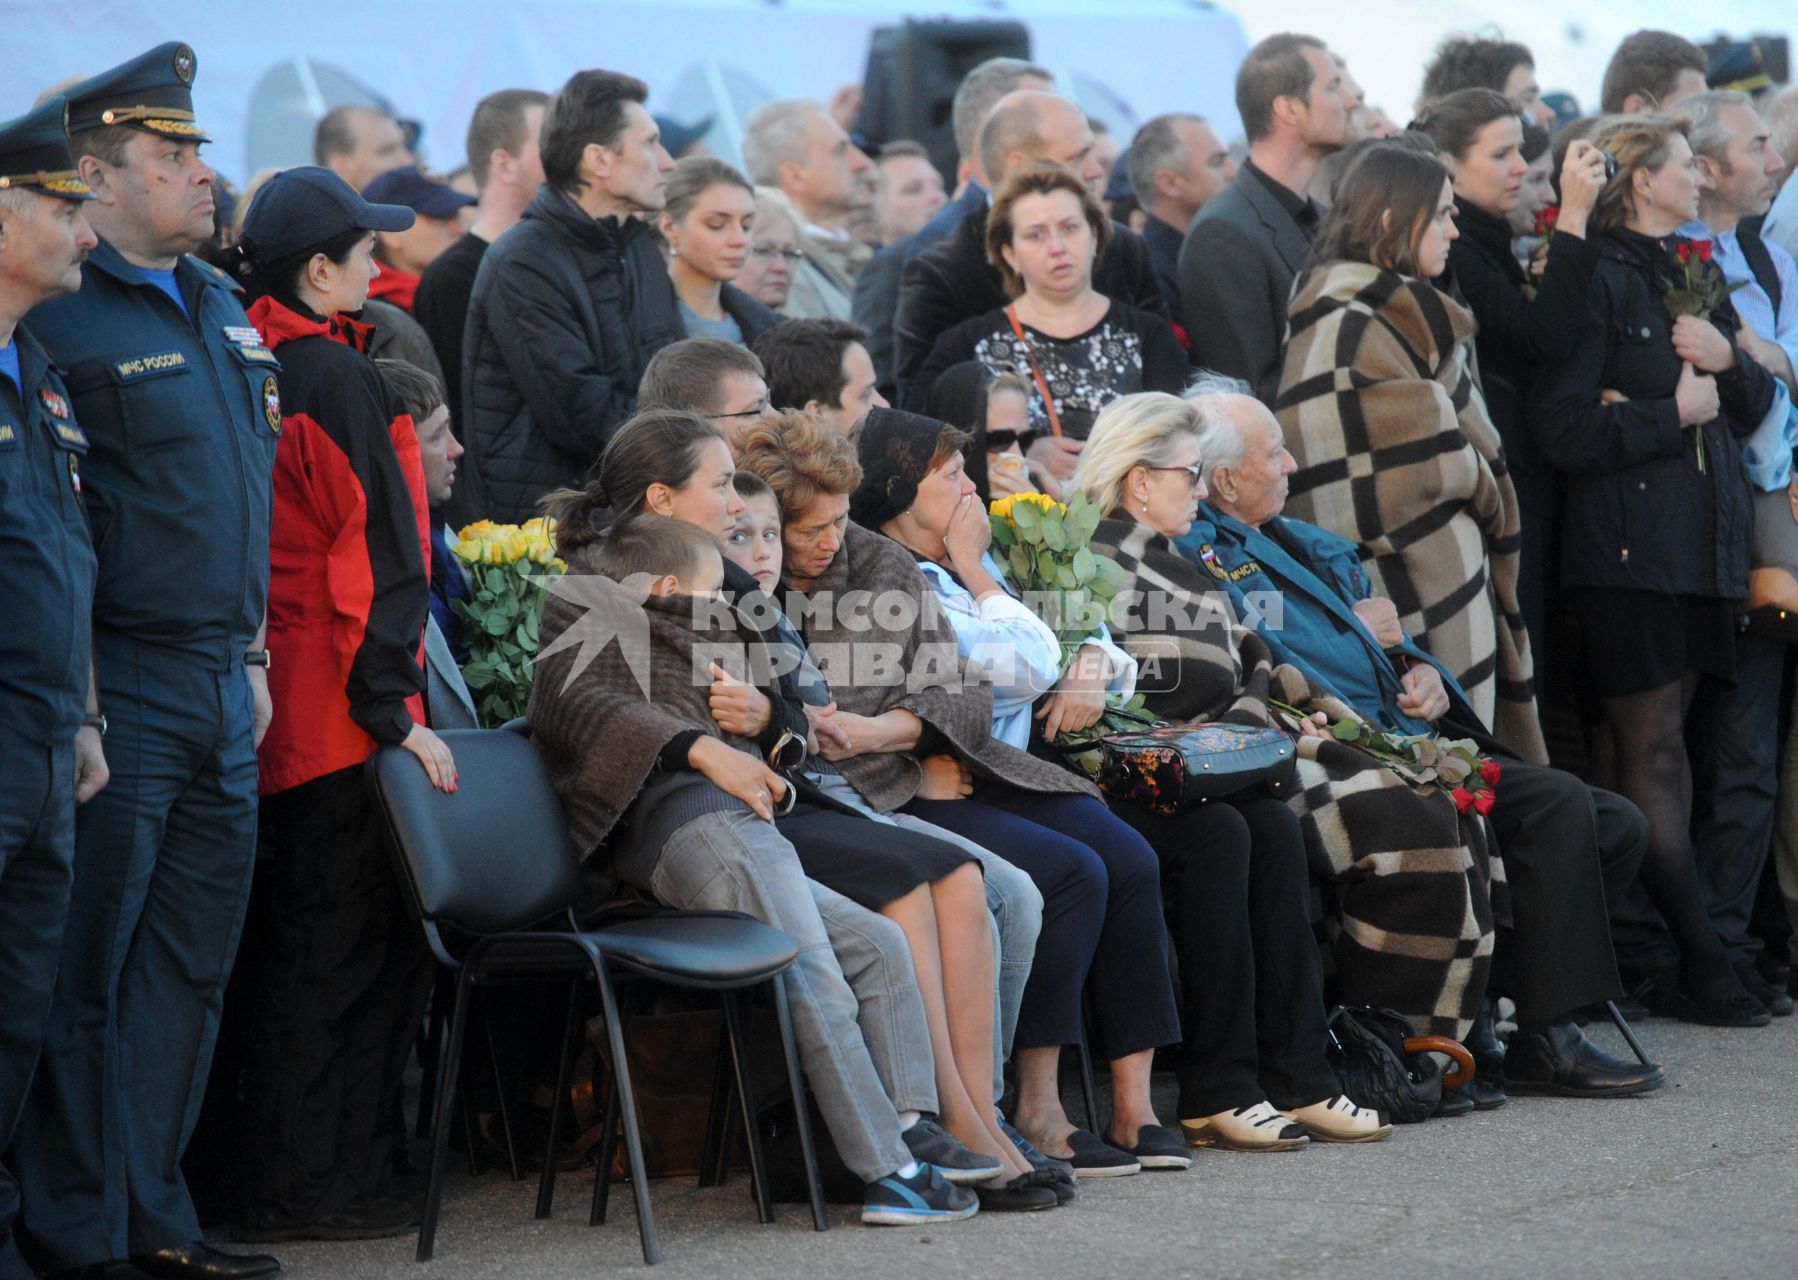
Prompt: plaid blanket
<box><xmin>1275</xmin><ymin>261</ymin><xmax>1546</xmax><ymax>764</ymax></box>
<box><xmin>1095</xmin><ymin>516</ymin><xmax>1499</xmax><ymax>1036</ymax></box>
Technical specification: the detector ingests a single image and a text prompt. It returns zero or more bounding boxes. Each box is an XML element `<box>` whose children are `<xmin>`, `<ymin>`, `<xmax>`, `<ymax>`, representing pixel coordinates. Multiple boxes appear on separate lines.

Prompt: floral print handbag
<box><xmin>1052</xmin><ymin>707</ymin><xmax>1298</xmax><ymax>816</ymax></box>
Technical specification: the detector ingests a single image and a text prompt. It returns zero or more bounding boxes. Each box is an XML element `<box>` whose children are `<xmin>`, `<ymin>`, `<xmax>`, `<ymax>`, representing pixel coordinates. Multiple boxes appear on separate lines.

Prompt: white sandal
<box><xmin>1179</xmin><ymin>1100</ymin><xmax>1310</xmax><ymax>1152</ymax></box>
<box><xmin>1285</xmin><ymin>1094</ymin><xmax>1393</xmax><ymax>1143</ymax></box>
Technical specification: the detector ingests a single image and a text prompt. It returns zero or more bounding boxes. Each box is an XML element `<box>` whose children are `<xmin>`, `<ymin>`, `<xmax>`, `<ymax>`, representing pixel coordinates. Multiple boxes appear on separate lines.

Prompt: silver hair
<box><xmin>1125</xmin><ymin>114</ymin><xmax>1207</xmax><ymax>207</ymax></box>
<box><xmin>1675</xmin><ymin>89</ymin><xmax>1757</xmax><ymax>163</ymax></box>
<box><xmin>741</xmin><ymin>98</ymin><xmax>826</xmax><ymax>187</ymax></box>
<box><xmin>1183</xmin><ymin>370</ymin><xmax>1256</xmax><ymax>479</ymax></box>
<box><xmin>1073</xmin><ymin>391</ymin><xmax>1204</xmax><ymax>516</ymax></box>
<box><xmin>951</xmin><ymin>57</ymin><xmax>1055</xmax><ymax>162</ymax></box>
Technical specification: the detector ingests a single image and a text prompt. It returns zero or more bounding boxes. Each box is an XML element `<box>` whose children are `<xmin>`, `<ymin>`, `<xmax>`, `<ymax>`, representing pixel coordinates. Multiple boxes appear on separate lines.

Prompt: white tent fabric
<box><xmin>1</xmin><ymin>0</ymin><xmax>1246</xmax><ymax>184</ymax></box>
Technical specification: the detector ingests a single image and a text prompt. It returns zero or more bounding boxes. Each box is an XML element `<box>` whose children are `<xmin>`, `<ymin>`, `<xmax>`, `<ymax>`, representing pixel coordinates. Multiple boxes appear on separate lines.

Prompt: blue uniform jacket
<box><xmin>0</xmin><ymin>323</ymin><xmax>96</xmax><ymax>743</ymax></box>
<box><xmin>27</xmin><ymin>240</ymin><xmax>277</xmax><ymax>663</ymax></box>
<box><xmin>1176</xmin><ymin>506</ymin><xmax>1475</xmax><ymax>735</ymax></box>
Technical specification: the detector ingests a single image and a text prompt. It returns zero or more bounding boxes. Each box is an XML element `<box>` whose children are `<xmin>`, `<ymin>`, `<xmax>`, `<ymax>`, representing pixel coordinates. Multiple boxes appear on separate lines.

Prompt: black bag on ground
<box><xmin>1325</xmin><ymin>1005</ymin><xmax>1472</xmax><ymax>1124</ymax></box>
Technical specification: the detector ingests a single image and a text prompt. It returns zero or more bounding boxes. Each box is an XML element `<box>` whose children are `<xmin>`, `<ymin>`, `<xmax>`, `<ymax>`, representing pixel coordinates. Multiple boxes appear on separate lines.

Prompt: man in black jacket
<box><xmin>460</xmin><ymin>70</ymin><xmax>683</xmax><ymax>522</ymax></box>
<box><xmin>893</xmin><ymin>91</ymin><xmax>1167</xmax><ymax>424</ymax></box>
<box><xmin>1178</xmin><ymin>33</ymin><xmax>1352</xmax><ymax>401</ymax></box>
<box><xmin>1127</xmin><ymin>113</ymin><xmax>1237</xmax><ymax>333</ymax></box>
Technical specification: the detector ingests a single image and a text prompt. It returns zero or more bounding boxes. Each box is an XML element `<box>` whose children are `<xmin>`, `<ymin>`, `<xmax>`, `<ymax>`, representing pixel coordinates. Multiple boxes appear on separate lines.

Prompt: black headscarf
<box><xmin>849</xmin><ymin>407</ymin><xmax>966</xmax><ymax>530</ymax></box>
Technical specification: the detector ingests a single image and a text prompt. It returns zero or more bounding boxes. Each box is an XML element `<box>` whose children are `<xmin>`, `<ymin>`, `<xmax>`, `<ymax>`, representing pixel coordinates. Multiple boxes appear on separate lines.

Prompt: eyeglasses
<box><xmin>985</xmin><ymin>428</ymin><xmax>1039</xmax><ymax>452</ymax></box>
<box><xmin>749</xmin><ymin>245</ymin><xmax>806</xmax><ymax>263</ymax></box>
<box><xmin>708</xmin><ymin>402</ymin><xmax>771</xmax><ymax>422</ymax></box>
<box><xmin>1147</xmin><ymin>463</ymin><xmax>1206</xmax><ymax>488</ymax></box>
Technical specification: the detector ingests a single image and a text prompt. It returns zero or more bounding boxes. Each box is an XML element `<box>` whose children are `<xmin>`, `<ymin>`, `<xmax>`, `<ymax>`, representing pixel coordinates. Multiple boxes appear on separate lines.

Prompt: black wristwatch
<box><xmin>244</xmin><ymin>649</ymin><xmax>271</xmax><ymax>669</ymax></box>
<box><xmin>83</xmin><ymin>712</ymin><xmax>107</xmax><ymax>736</ymax></box>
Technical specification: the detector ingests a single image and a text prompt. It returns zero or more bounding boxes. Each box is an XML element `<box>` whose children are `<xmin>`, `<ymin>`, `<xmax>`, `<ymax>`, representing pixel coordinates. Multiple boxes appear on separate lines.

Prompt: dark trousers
<box><xmin>0</xmin><ymin>737</ymin><xmax>76</xmax><ymax>1280</ymax></box>
<box><xmin>15</xmin><ymin>639</ymin><xmax>259</xmax><ymax>1272</ymax></box>
<box><xmin>234</xmin><ymin>766</ymin><xmax>434</xmax><ymax>1225</ymax></box>
<box><xmin>1114</xmin><ymin>798</ymin><xmax>1337</xmax><ymax>1119</ymax></box>
<box><xmin>1485</xmin><ymin>756</ymin><xmax>1644</xmax><ymax>1024</ymax></box>
<box><xmin>1610</xmin><ymin>635</ymin><xmax>1783</xmax><ymax>977</ymax></box>
<box><xmin>903</xmin><ymin>787</ymin><xmax>1180</xmax><ymax>1059</ymax></box>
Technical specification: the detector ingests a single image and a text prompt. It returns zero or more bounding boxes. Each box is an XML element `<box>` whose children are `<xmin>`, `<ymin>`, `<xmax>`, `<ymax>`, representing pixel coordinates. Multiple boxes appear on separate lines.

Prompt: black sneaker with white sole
<box><xmin>1116</xmin><ymin>1123</ymin><xmax>1192</xmax><ymax>1170</ymax></box>
<box><xmin>902</xmin><ymin>1118</ymin><xmax>1004</xmax><ymax>1185</ymax></box>
<box><xmin>861</xmin><ymin>1164</ymin><xmax>980</xmax><ymax>1226</ymax></box>
<box><xmin>1063</xmin><ymin>1128</ymin><xmax>1141</xmax><ymax>1177</ymax></box>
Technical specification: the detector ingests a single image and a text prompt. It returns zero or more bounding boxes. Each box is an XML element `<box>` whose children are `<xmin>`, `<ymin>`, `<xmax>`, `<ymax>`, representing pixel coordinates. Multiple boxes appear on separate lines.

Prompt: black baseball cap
<box><xmin>362</xmin><ymin>164</ymin><xmax>475</xmax><ymax>219</ymax></box>
<box><xmin>241</xmin><ymin>165</ymin><xmax>414</xmax><ymax>260</ymax></box>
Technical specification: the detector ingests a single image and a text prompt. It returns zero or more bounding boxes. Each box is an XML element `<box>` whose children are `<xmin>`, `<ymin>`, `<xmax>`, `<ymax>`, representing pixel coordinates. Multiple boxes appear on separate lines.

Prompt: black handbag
<box><xmin>1325</xmin><ymin>1006</ymin><xmax>1474</xmax><ymax>1125</ymax></box>
<box><xmin>1051</xmin><ymin>706</ymin><xmax>1298</xmax><ymax>816</ymax></box>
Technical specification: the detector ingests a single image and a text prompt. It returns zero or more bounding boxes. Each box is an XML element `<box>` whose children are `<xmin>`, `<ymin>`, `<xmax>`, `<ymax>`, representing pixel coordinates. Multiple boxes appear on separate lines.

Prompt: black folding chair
<box><xmin>367</xmin><ymin>728</ymin><xmax>828</xmax><ymax>1265</ymax></box>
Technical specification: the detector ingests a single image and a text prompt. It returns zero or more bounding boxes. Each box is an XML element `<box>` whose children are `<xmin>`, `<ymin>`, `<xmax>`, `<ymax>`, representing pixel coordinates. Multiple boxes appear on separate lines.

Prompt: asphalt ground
<box><xmin>252</xmin><ymin>1012</ymin><xmax>1798</xmax><ymax>1280</ymax></box>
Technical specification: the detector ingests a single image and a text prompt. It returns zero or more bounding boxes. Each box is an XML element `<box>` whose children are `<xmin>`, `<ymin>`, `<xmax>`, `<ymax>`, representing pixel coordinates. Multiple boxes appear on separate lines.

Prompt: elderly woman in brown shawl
<box><xmin>1072</xmin><ymin>392</ymin><xmax>1500</xmax><ymax>1045</ymax></box>
<box><xmin>1274</xmin><ymin>145</ymin><xmax>1547</xmax><ymax>764</ymax></box>
<box><xmin>734</xmin><ymin>408</ymin><xmax>1190</xmax><ymax>1177</ymax></box>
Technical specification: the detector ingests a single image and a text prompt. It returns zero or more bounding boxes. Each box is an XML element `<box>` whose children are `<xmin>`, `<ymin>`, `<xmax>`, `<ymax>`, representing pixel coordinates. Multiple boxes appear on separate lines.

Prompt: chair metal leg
<box><xmin>1075</xmin><ymin>1036</ymin><xmax>1101</xmax><ymax>1133</ymax></box>
<box><xmin>589</xmin><ymin>1059</ymin><xmax>620</xmax><ymax>1227</ymax></box>
<box><xmin>1606</xmin><ymin>1000</ymin><xmax>1655</xmax><ymax>1066</ymax></box>
<box><xmin>590</xmin><ymin>959</ymin><xmax>661</xmax><ymax>1264</ymax></box>
<box><xmin>536</xmin><ymin>978</ymin><xmax>582</xmax><ymax>1220</ymax></box>
<box><xmin>457</xmin><ymin>1067</ymin><xmax>484</xmax><ymax>1178</ymax></box>
<box><xmin>415</xmin><ymin>966</ymin><xmax>453</xmax><ymax>1139</ymax></box>
<box><xmin>771</xmin><ymin>975</ymin><xmax>828</xmax><ymax>1232</ymax></box>
<box><xmin>721</xmin><ymin>993</ymin><xmax>773</xmax><ymax>1224</ymax></box>
<box><xmin>418</xmin><ymin>967</ymin><xmax>475</xmax><ymax>1263</ymax></box>
<box><xmin>697</xmin><ymin>1020</ymin><xmax>735</xmax><ymax>1189</ymax></box>
<box><xmin>479</xmin><ymin>992</ymin><xmax>524</xmax><ymax>1182</ymax></box>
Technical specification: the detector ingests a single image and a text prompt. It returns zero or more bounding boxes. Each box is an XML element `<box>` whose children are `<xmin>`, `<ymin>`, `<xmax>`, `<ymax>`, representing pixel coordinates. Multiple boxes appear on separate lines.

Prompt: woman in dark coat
<box><xmin>1417</xmin><ymin>88</ymin><xmax>1609</xmax><ymax>656</ymax></box>
<box><xmin>1530</xmin><ymin>115</ymin><xmax>1778</xmax><ymax>1027</ymax></box>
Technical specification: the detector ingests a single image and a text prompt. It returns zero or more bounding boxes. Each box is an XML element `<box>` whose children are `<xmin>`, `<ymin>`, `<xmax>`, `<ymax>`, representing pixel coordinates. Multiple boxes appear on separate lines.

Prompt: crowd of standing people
<box><xmin>3</xmin><ymin>21</ymin><xmax>1797</xmax><ymax>1278</ymax></box>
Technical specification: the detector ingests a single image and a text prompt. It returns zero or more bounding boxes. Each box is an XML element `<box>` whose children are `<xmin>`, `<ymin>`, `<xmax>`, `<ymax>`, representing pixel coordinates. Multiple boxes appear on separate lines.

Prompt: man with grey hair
<box><xmin>1128</xmin><ymin>115</ymin><xmax>1237</xmax><ymax>330</ymax></box>
<box><xmin>1181</xmin><ymin>387</ymin><xmax>1665</xmax><ymax>1100</ymax></box>
<box><xmin>1758</xmin><ymin>86</ymin><xmax>1798</xmax><ymax>261</ymax></box>
<box><xmin>854</xmin><ymin>57</ymin><xmax>1054</xmax><ymax>398</ymax></box>
<box><xmin>1621</xmin><ymin>88</ymin><xmax>1798</xmax><ymax>1016</ymax></box>
<box><xmin>742</xmin><ymin>98</ymin><xmax>871</xmax><ymax>319</ymax></box>
<box><xmin>893</xmin><ymin>90</ymin><xmax>1168</xmax><ymax>433</ymax></box>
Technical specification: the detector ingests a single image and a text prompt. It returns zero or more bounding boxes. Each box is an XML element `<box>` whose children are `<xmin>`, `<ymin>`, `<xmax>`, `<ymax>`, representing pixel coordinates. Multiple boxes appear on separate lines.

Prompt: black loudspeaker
<box><xmin>858</xmin><ymin>19</ymin><xmax>1032</xmax><ymax>185</ymax></box>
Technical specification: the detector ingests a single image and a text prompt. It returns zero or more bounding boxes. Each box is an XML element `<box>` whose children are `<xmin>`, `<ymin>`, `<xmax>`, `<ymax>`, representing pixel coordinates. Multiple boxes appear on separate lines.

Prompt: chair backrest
<box><xmin>368</xmin><ymin>728</ymin><xmax>586</xmax><ymax>939</ymax></box>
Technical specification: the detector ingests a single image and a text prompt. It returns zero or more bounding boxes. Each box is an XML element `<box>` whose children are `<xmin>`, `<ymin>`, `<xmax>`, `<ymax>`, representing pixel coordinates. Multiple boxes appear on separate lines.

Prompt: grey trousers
<box><xmin>615</xmin><ymin>807</ymin><xmax>913</xmax><ymax>1182</ymax></box>
<box><xmin>807</xmin><ymin>772</ymin><xmax>1042</xmax><ymax>1100</ymax></box>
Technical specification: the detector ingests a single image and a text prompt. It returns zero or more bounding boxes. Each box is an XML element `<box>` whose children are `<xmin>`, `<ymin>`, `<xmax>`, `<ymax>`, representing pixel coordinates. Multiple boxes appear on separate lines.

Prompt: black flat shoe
<box><xmin>1112</xmin><ymin>1123</ymin><xmax>1192</xmax><ymax>1170</ymax></box>
<box><xmin>131</xmin><ymin>1243</ymin><xmax>281</xmax><ymax>1279</ymax></box>
<box><xmin>975</xmin><ymin>1171</ymin><xmax>1061</xmax><ymax>1212</ymax></box>
<box><xmin>1461</xmin><ymin>1078</ymin><xmax>1508</xmax><ymax>1111</ymax></box>
<box><xmin>1647</xmin><ymin>975</ymin><xmax>1772</xmax><ymax>1029</ymax></box>
<box><xmin>1501</xmin><ymin>1021</ymin><xmax>1667</xmax><ymax>1097</ymax></box>
<box><xmin>1735</xmin><ymin>964</ymin><xmax>1794</xmax><ymax>1018</ymax></box>
<box><xmin>1433</xmin><ymin>1089</ymin><xmax>1475</xmax><ymax>1118</ymax></box>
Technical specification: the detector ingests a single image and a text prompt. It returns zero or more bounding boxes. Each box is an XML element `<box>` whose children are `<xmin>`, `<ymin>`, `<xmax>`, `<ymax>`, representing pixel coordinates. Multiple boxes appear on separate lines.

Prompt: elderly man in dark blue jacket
<box><xmin>1179</xmin><ymin>385</ymin><xmax>1664</xmax><ymax>1103</ymax></box>
<box><xmin>461</xmin><ymin>69</ymin><xmax>684</xmax><ymax>523</ymax></box>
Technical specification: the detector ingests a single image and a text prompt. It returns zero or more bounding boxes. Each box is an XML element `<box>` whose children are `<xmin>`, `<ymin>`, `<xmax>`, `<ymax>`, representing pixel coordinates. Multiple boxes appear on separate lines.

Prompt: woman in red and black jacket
<box><xmin>229</xmin><ymin>166</ymin><xmax>457</xmax><ymax>1241</ymax></box>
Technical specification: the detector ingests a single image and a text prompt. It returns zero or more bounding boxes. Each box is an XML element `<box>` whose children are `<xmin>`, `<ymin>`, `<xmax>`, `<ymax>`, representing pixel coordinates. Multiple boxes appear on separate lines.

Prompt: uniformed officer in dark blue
<box><xmin>0</xmin><ymin>95</ymin><xmax>103</xmax><ymax>1280</ymax></box>
<box><xmin>10</xmin><ymin>43</ymin><xmax>281</xmax><ymax>1280</ymax></box>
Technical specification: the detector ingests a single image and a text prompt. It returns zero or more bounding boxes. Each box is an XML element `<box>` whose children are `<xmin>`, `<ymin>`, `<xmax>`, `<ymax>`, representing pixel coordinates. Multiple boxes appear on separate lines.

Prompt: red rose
<box><xmin>1479</xmin><ymin>758</ymin><xmax>1501</xmax><ymax>784</ymax></box>
<box><xmin>1696</xmin><ymin>240</ymin><xmax>1714</xmax><ymax>262</ymax></box>
<box><xmin>1452</xmin><ymin>787</ymin><xmax>1475</xmax><ymax>813</ymax></box>
<box><xmin>1534</xmin><ymin>206</ymin><xmax>1560</xmax><ymax>235</ymax></box>
<box><xmin>1473</xmin><ymin>791</ymin><xmax>1496</xmax><ymax>816</ymax></box>
<box><xmin>1677</xmin><ymin>242</ymin><xmax>1692</xmax><ymax>265</ymax></box>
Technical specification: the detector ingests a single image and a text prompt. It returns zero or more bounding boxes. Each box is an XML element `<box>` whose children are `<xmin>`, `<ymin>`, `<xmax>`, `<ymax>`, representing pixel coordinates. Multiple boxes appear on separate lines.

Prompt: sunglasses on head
<box><xmin>985</xmin><ymin>428</ymin><xmax>1039</xmax><ymax>453</ymax></box>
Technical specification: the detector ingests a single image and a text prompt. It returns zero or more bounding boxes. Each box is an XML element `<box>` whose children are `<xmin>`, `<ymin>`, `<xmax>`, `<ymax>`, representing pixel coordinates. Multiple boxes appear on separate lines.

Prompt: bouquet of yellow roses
<box><xmin>989</xmin><ymin>491</ymin><xmax>1146</xmax><ymax>766</ymax></box>
<box><xmin>451</xmin><ymin>517</ymin><xmax>566</xmax><ymax>726</ymax></box>
<box><xmin>988</xmin><ymin>491</ymin><xmax>1127</xmax><ymax>669</ymax></box>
